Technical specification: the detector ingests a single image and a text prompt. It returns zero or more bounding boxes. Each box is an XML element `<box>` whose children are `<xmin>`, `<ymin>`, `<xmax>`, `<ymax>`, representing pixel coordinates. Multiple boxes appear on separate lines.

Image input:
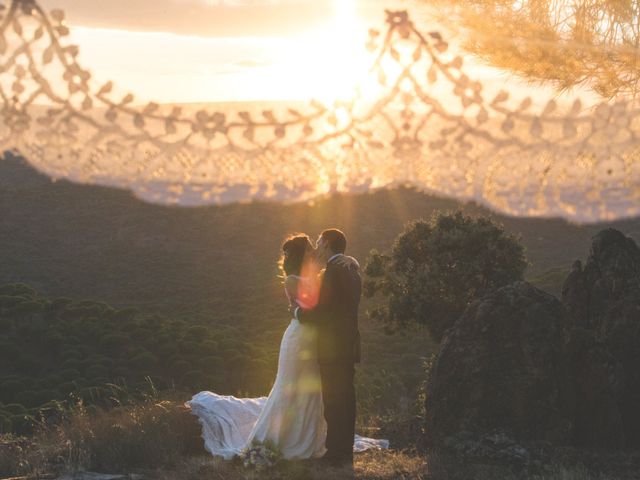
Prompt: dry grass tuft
<box><xmin>48</xmin><ymin>400</ymin><xmax>203</xmax><ymax>473</ymax></box>
<box><xmin>0</xmin><ymin>399</ymin><xmax>204</xmax><ymax>477</ymax></box>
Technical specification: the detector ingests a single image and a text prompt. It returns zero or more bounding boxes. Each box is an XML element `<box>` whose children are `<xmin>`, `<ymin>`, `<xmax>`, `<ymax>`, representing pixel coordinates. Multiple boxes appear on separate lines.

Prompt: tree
<box><xmin>364</xmin><ymin>212</ymin><xmax>527</xmax><ymax>342</ymax></box>
<box><xmin>430</xmin><ymin>0</ymin><xmax>640</xmax><ymax>98</ymax></box>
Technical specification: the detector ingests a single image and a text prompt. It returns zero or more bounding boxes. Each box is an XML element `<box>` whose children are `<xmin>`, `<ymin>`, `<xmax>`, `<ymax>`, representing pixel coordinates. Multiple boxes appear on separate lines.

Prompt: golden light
<box><xmin>297</xmin><ymin>257</ymin><xmax>321</xmax><ymax>309</ymax></box>
<box><xmin>61</xmin><ymin>0</ymin><xmax>375</xmax><ymax>104</ymax></box>
<box><xmin>263</xmin><ymin>0</ymin><xmax>371</xmax><ymax>103</ymax></box>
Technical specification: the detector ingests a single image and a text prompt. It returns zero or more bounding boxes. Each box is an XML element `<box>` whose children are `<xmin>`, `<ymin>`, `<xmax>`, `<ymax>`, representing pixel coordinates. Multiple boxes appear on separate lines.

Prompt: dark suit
<box><xmin>297</xmin><ymin>255</ymin><xmax>361</xmax><ymax>460</ymax></box>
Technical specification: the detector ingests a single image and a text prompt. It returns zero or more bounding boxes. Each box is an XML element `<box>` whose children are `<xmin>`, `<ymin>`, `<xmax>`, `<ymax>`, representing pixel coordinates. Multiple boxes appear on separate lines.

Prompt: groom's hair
<box><xmin>321</xmin><ymin>229</ymin><xmax>347</xmax><ymax>254</ymax></box>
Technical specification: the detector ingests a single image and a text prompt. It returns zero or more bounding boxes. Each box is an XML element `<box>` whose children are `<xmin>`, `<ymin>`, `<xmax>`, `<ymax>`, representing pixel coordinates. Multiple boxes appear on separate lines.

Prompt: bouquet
<box><xmin>238</xmin><ymin>439</ymin><xmax>282</xmax><ymax>471</ymax></box>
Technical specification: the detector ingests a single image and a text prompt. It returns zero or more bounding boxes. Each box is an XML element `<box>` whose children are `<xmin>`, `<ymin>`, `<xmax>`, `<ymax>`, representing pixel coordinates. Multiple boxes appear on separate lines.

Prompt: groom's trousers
<box><xmin>319</xmin><ymin>363</ymin><xmax>356</xmax><ymax>459</ymax></box>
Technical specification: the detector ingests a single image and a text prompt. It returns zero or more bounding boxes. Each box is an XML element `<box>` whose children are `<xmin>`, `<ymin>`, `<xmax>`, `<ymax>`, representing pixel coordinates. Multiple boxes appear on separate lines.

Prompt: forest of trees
<box><xmin>0</xmin><ymin>281</ymin><xmax>431</xmax><ymax>437</ymax></box>
<box><xmin>0</xmin><ymin>283</ymin><xmax>254</xmax><ymax>433</ymax></box>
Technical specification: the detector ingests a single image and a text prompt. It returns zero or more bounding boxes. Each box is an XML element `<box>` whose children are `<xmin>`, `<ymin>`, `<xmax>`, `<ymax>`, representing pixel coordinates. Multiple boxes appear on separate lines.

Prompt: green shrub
<box><xmin>129</xmin><ymin>352</ymin><xmax>158</xmax><ymax>371</ymax></box>
<box><xmin>0</xmin><ymin>416</ymin><xmax>11</xmax><ymax>433</ymax></box>
<box><xmin>0</xmin><ymin>379</ymin><xmax>25</xmax><ymax>400</ymax></box>
<box><xmin>181</xmin><ymin>371</ymin><xmax>207</xmax><ymax>389</ymax></box>
<box><xmin>15</xmin><ymin>356</ymin><xmax>40</xmax><ymax>375</ymax></box>
<box><xmin>99</xmin><ymin>333</ymin><xmax>130</xmax><ymax>352</ymax></box>
<box><xmin>365</xmin><ymin>212</ymin><xmax>527</xmax><ymax>342</ymax></box>
<box><xmin>198</xmin><ymin>355</ymin><xmax>221</xmax><ymax>369</ymax></box>
<box><xmin>77</xmin><ymin>386</ymin><xmax>108</xmax><ymax>404</ymax></box>
<box><xmin>170</xmin><ymin>359</ymin><xmax>190</xmax><ymax>375</ymax></box>
<box><xmin>155</xmin><ymin>343</ymin><xmax>179</xmax><ymax>358</ymax></box>
<box><xmin>10</xmin><ymin>301</ymin><xmax>43</xmax><ymax>316</ymax></box>
<box><xmin>84</xmin><ymin>364</ymin><xmax>109</xmax><ymax>379</ymax></box>
<box><xmin>59</xmin><ymin>348</ymin><xmax>84</xmax><ymax>361</ymax></box>
<box><xmin>9</xmin><ymin>414</ymin><xmax>36</xmax><ymax>434</ymax></box>
<box><xmin>0</xmin><ymin>284</ymin><xmax>36</xmax><ymax>297</ymax></box>
<box><xmin>0</xmin><ymin>295</ymin><xmax>24</xmax><ymax>308</ymax></box>
<box><xmin>58</xmin><ymin>369</ymin><xmax>82</xmax><ymax>382</ymax></box>
<box><xmin>186</xmin><ymin>325</ymin><xmax>209</xmax><ymax>338</ymax></box>
<box><xmin>60</xmin><ymin>359</ymin><xmax>81</xmax><ymax>371</ymax></box>
<box><xmin>2</xmin><ymin>404</ymin><xmax>27</xmax><ymax>416</ymax></box>
<box><xmin>57</xmin><ymin>381</ymin><xmax>78</xmax><ymax>395</ymax></box>
<box><xmin>13</xmin><ymin>390</ymin><xmax>56</xmax><ymax>409</ymax></box>
<box><xmin>111</xmin><ymin>367</ymin><xmax>132</xmax><ymax>378</ymax></box>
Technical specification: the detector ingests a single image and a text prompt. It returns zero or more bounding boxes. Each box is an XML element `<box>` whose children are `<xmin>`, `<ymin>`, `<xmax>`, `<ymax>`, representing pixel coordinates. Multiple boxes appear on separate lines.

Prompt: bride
<box><xmin>186</xmin><ymin>234</ymin><xmax>388</xmax><ymax>460</ymax></box>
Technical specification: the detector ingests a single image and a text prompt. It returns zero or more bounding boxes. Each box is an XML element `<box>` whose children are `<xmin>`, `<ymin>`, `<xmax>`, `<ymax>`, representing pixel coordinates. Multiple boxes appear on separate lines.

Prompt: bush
<box><xmin>9</xmin><ymin>414</ymin><xmax>36</xmax><ymax>435</ymax></box>
<box><xmin>129</xmin><ymin>352</ymin><xmax>158</xmax><ymax>371</ymax></box>
<box><xmin>0</xmin><ymin>283</ymin><xmax>36</xmax><ymax>297</ymax></box>
<box><xmin>99</xmin><ymin>333</ymin><xmax>130</xmax><ymax>352</ymax></box>
<box><xmin>365</xmin><ymin>211</ymin><xmax>527</xmax><ymax>342</ymax></box>
<box><xmin>45</xmin><ymin>400</ymin><xmax>203</xmax><ymax>472</ymax></box>
<box><xmin>58</xmin><ymin>369</ymin><xmax>82</xmax><ymax>382</ymax></box>
<box><xmin>0</xmin><ymin>295</ymin><xmax>24</xmax><ymax>308</ymax></box>
<box><xmin>0</xmin><ymin>416</ymin><xmax>11</xmax><ymax>433</ymax></box>
<box><xmin>2</xmin><ymin>404</ymin><xmax>27</xmax><ymax>416</ymax></box>
<box><xmin>0</xmin><ymin>379</ymin><xmax>25</xmax><ymax>402</ymax></box>
<box><xmin>84</xmin><ymin>364</ymin><xmax>109</xmax><ymax>379</ymax></box>
<box><xmin>60</xmin><ymin>359</ymin><xmax>81</xmax><ymax>371</ymax></box>
<box><xmin>186</xmin><ymin>325</ymin><xmax>210</xmax><ymax>337</ymax></box>
<box><xmin>181</xmin><ymin>371</ymin><xmax>207</xmax><ymax>389</ymax></box>
<box><xmin>171</xmin><ymin>359</ymin><xmax>191</xmax><ymax>375</ymax></box>
<box><xmin>13</xmin><ymin>391</ymin><xmax>45</xmax><ymax>409</ymax></box>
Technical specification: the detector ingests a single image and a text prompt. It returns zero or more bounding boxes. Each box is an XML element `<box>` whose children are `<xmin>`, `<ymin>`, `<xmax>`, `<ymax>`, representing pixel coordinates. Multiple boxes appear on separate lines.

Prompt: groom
<box><xmin>293</xmin><ymin>228</ymin><xmax>361</xmax><ymax>466</ymax></box>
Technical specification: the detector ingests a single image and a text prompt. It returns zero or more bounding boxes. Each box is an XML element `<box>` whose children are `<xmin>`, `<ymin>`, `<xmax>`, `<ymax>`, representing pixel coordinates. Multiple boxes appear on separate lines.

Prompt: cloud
<box><xmin>232</xmin><ymin>59</ymin><xmax>274</xmax><ymax>68</ymax></box>
<box><xmin>40</xmin><ymin>0</ymin><xmax>332</xmax><ymax>37</ymax></box>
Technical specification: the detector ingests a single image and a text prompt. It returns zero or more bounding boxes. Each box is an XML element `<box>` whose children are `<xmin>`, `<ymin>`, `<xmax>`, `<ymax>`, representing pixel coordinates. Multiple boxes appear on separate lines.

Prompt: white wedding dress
<box><xmin>186</xmin><ymin>275</ymin><xmax>389</xmax><ymax>460</ymax></box>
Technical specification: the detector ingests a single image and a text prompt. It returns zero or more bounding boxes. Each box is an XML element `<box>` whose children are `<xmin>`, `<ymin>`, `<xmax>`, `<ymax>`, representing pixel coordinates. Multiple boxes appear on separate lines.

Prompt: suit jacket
<box><xmin>298</xmin><ymin>256</ymin><xmax>362</xmax><ymax>364</ymax></box>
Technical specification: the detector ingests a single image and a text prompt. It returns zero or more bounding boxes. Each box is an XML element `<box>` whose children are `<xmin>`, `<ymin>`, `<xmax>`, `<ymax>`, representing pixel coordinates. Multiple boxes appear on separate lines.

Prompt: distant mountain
<box><xmin>2</xmin><ymin>152</ymin><xmax>639</xmax><ymax>322</ymax></box>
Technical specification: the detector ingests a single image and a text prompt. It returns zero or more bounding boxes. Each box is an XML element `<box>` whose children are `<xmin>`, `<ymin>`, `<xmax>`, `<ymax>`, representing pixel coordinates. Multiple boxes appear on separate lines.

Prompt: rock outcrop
<box><xmin>426</xmin><ymin>229</ymin><xmax>640</xmax><ymax>460</ymax></box>
<box><xmin>425</xmin><ymin>281</ymin><xmax>573</xmax><ymax>458</ymax></box>
<box><xmin>562</xmin><ymin>228</ymin><xmax>640</xmax><ymax>445</ymax></box>
<box><xmin>564</xmin><ymin>327</ymin><xmax>625</xmax><ymax>448</ymax></box>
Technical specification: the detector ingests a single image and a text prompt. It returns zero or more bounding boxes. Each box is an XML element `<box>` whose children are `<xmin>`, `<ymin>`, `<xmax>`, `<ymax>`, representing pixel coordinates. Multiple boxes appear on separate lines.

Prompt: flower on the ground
<box><xmin>238</xmin><ymin>439</ymin><xmax>282</xmax><ymax>471</ymax></box>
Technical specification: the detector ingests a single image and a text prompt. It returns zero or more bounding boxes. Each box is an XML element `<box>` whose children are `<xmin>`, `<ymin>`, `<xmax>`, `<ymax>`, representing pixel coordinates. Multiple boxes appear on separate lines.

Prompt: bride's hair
<box><xmin>279</xmin><ymin>234</ymin><xmax>313</xmax><ymax>277</ymax></box>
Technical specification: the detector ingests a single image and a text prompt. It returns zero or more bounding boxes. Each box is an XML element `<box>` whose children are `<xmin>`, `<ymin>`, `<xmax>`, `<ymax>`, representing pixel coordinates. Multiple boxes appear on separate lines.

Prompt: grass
<box><xmin>2</xmin><ymin>399</ymin><xmax>637</xmax><ymax>480</ymax></box>
<box><xmin>0</xmin><ymin>399</ymin><xmax>203</xmax><ymax>478</ymax></box>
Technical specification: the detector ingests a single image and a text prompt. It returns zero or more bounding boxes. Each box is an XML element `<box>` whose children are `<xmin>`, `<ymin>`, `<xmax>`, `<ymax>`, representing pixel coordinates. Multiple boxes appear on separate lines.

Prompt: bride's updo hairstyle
<box><xmin>279</xmin><ymin>234</ymin><xmax>313</xmax><ymax>277</ymax></box>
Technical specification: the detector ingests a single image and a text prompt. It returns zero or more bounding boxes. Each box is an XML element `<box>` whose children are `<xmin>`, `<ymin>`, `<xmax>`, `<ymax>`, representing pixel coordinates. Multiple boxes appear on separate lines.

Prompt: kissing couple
<box><xmin>187</xmin><ymin>228</ymin><xmax>388</xmax><ymax>467</ymax></box>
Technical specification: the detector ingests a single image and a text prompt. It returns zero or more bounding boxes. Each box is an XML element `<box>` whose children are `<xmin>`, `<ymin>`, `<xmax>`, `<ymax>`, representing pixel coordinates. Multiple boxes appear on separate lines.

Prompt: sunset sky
<box><xmin>38</xmin><ymin>0</ymin><xmax>416</xmax><ymax>103</ymax></box>
<box><xmin>36</xmin><ymin>0</ymin><xmax>596</xmax><ymax>105</ymax></box>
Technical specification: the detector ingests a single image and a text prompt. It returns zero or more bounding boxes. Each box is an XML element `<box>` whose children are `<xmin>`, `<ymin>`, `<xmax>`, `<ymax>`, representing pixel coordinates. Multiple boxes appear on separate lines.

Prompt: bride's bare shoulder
<box><xmin>284</xmin><ymin>274</ymin><xmax>298</xmax><ymax>286</ymax></box>
<box><xmin>284</xmin><ymin>274</ymin><xmax>300</xmax><ymax>295</ymax></box>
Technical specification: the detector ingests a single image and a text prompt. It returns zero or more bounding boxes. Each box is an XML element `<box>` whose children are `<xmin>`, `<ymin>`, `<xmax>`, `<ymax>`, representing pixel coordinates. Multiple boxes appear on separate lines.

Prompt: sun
<box><xmin>263</xmin><ymin>0</ymin><xmax>372</xmax><ymax>103</ymax></box>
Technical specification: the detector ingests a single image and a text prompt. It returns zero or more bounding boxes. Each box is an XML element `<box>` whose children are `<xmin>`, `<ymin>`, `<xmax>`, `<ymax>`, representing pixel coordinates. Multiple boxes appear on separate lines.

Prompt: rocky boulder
<box><xmin>562</xmin><ymin>228</ymin><xmax>640</xmax><ymax>445</ymax></box>
<box><xmin>565</xmin><ymin>327</ymin><xmax>625</xmax><ymax>448</ymax></box>
<box><xmin>425</xmin><ymin>281</ymin><xmax>573</xmax><ymax>456</ymax></box>
<box><xmin>425</xmin><ymin>229</ymin><xmax>640</xmax><ymax>460</ymax></box>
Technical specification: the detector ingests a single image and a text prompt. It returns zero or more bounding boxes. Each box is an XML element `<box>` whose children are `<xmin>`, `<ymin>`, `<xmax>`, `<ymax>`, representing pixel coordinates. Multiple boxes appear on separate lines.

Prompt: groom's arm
<box><xmin>296</xmin><ymin>266</ymin><xmax>337</xmax><ymax>324</ymax></box>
